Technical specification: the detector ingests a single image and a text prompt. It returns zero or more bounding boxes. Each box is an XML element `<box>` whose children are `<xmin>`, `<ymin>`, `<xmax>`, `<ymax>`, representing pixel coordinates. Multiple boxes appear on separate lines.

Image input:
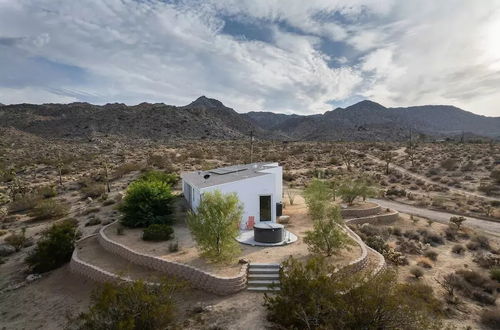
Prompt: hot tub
<box><xmin>254</xmin><ymin>223</ymin><xmax>284</xmax><ymax>243</ymax></box>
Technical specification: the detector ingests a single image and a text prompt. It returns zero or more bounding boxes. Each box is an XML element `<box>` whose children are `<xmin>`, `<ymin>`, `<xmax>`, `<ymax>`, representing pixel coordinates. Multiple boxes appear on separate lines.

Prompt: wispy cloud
<box><xmin>0</xmin><ymin>0</ymin><xmax>498</xmax><ymax>116</ymax></box>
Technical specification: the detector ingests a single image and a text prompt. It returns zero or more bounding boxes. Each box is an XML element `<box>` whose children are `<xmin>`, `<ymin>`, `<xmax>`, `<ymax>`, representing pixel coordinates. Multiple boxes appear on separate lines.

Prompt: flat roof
<box><xmin>181</xmin><ymin>162</ymin><xmax>278</xmax><ymax>188</ymax></box>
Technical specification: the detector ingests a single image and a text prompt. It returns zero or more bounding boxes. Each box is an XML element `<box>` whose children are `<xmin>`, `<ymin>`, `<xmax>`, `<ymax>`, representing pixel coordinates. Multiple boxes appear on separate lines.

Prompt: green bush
<box><xmin>29</xmin><ymin>198</ymin><xmax>69</xmax><ymax>221</ymax></box>
<box><xmin>490</xmin><ymin>267</ymin><xmax>500</xmax><ymax>282</ymax></box>
<box><xmin>119</xmin><ymin>179</ymin><xmax>174</xmax><ymax>228</ymax></box>
<box><xmin>138</xmin><ymin>170</ymin><xmax>179</xmax><ymax>187</ymax></box>
<box><xmin>142</xmin><ymin>224</ymin><xmax>174</xmax><ymax>241</ymax></box>
<box><xmin>26</xmin><ymin>219</ymin><xmax>79</xmax><ymax>273</ymax></box>
<box><xmin>264</xmin><ymin>257</ymin><xmax>442</xmax><ymax>329</ymax></box>
<box><xmin>69</xmin><ymin>280</ymin><xmax>179</xmax><ymax>329</ymax></box>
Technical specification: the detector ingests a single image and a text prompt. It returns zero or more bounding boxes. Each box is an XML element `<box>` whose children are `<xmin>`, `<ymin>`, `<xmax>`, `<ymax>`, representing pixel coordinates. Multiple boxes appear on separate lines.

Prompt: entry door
<box><xmin>259</xmin><ymin>195</ymin><xmax>272</xmax><ymax>221</ymax></box>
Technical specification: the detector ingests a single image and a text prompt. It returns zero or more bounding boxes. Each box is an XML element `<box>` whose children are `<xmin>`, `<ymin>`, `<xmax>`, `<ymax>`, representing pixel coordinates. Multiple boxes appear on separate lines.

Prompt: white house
<box><xmin>181</xmin><ymin>162</ymin><xmax>283</xmax><ymax>229</ymax></box>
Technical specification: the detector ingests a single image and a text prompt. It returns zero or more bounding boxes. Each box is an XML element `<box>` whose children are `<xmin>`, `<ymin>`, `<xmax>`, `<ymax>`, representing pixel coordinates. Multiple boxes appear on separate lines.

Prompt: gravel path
<box><xmin>371</xmin><ymin>198</ymin><xmax>500</xmax><ymax>236</ymax></box>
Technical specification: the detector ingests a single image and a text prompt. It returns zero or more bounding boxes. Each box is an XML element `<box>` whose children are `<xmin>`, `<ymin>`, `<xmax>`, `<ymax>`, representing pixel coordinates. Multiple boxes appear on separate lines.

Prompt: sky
<box><xmin>0</xmin><ymin>0</ymin><xmax>499</xmax><ymax>116</ymax></box>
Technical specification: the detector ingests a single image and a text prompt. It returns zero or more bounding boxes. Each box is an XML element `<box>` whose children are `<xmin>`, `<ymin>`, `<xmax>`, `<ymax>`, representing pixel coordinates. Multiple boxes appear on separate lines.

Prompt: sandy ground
<box><xmin>106</xmin><ymin>195</ymin><xmax>361</xmax><ymax>277</ymax></box>
<box><xmin>381</xmin><ymin>213</ymin><xmax>497</xmax><ymax>329</ymax></box>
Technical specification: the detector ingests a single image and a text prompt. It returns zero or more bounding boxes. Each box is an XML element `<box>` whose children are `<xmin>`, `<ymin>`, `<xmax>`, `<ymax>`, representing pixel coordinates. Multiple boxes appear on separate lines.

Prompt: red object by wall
<box><xmin>246</xmin><ymin>216</ymin><xmax>255</xmax><ymax>229</ymax></box>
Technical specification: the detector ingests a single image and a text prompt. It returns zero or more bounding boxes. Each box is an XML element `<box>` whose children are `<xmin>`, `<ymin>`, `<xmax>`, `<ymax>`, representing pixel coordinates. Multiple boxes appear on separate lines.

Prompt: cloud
<box><xmin>0</xmin><ymin>0</ymin><xmax>498</xmax><ymax>116</ymax></box>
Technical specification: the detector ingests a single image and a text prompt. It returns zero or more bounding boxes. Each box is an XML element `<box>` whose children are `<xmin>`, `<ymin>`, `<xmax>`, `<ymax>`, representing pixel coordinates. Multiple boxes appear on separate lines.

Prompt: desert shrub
<box><xmin>385</xmin><ymin>188</ymin><xmax>406</xmax><ymax>197</ymax></box>
<box><xmin>452</xmin><ymin>244</ymin><xmax>465</xmax><ymax>254</ymax></box>
<box><xmin>424</xmin><ymin>250</ymin><xmax>438</xmax><ymax>261</ymax></box>
<box><xmin>404</xmin><ymin>229</ymin><xmax>421</xmax><ymax>241</ymax></box>
<box><xmin>396</xmin><ymin>239</ymin><xmax>423</xmax><ymax>255</ymax></box>
<box><xmin>112</xmin><ymin>162</ymin><xmax>142</xmax><ymax>179</ymax></box>
<box><xmin>365</xmin><ymin>235</ymin><xmax>389</xmax><ymax>254</ymax></box>
<box><xmin>29</xmin><ymin>199</ymin><xmax>69</xmax><ymax>221</ymax></box>
<box><xmin>491</xmin><ymin>169</ymin><xmax>500</xmax><ymax>184</ymax></box>
<box><xmin>116</xmin><ymin>225</ymin><xmax>124</xmax><ymax>235</ymax></box>
<box><xmin>410</xmin><ymin>266</ymin><xmax>424</xmax><ymax>279</ymax></box>
<box><xmin>138</xmin><ymin>170</ymin><xmax>179</xmax><ymax>187</ymax></box>
<box><xmin>359</xmin><ymin>223</ymin><xmax>381</xmax><ymax>237</ymax></box>
<box><xmin>338</xmin><ymin>178</ymin><xmax>376</xmax><ymax>205</ymax></box>
<box><xmin>4</xmin><ymin>228</ymin><xmax>27</xmax><ymax>251</ymax></box>
<box><xmin>264</xmin><ymin>258</ymin><xmax>442</xmax><ymax>329</ymax></box>
<box><xmin>490</xmin><ymin>267</ymin><xmax>500</xmax><ymax>282</ymax></box>
<box><xmin>26</xmin><ymin>219</ymin><xmax>79</xmax><ymax>273</ymax></box>
<box><xmin>85</xmin><ymin>217</ymin><xmax>101</xmax><ymax>227</ymax></box>
<box><xmin>8</xmin><ymin>194</ymin><xmax>40</xmax><ymax>213</ymax></box>
<box><xmin>81</xmin><ymin>183</ymin><xmax>105</xmax><ymax>199</ymax></box>
<box><xmin>417</xmin><ymin>256</ymin><xmax>433</xmax><ymax>269</ymax></box>
<box><xmin>467</xmin><ymin>241</ymin><xmax>480</xmax><ymax>251</ymax></box>
<box><xmin>471</xmin><ymin>235</ymin><xmax>491</xmax><ymax>249</ymax></box>
<box><xmin>70</xmin><ymin>279</ymin><xmax>179</xmax><ymax>330</ymax></box>
<box><xmin>472</xmin><ymin>290</ymin><xmax>496</xmax><ymax>305</ymax></box>
<box><xmin>119</xmin><ymin>179</ymin><xmax>174</xmax><ymax>228</ymax></box>
<box><xmin>392</xmin><ymin>226</ymin><xmax>402</xmax><ymax>236</ymax></box>
<box><xmin>422</xmin><ymin>231</ymin><xmax>444</xmax><ymax>246</ymax></box>
<box><xmin>187</xmin><ymin>190</ymin><xmax>242</xmax><ymax>262</ymax></box>
<box><xmin>474</xmin><ymin>252</ymin><xmax>500</xmax><ymax>268</ymax></box>
<box><xmin>441</xmin><ymin>158</ymin><xmax>457</xmax><ymax>171</ymax></box>
<box><xmin>479</xmin><ymin>184</ymin><xmax>498</xmax><ymax>196</ymax></box>
<box><xmin>142</xmin><ymin>224</ymin><xmax>174</xmax><ymax>241</ymax></box>
<box><xmin>36</xmin><ymin>185</ymin><xmax>57</xmax><ymax>199</ymax></box>
<box><xmin>481</xmin><ymin>309</ymin><xmax>500</xmax><ymax>329</ymax></box>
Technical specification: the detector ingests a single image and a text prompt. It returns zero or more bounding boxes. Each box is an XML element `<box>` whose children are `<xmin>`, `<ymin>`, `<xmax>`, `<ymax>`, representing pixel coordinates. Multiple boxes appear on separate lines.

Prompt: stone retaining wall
<box><xmin>97</xmin><ymin>222</ymin><xmax>247</xmax><ymax>295</ymax></box>
<box><xmin>341</xmin><ymin>204</ymin><xmax>381</xmax><ymax>218</ymax></box>
<box><xmin>338</xmin><ymin>225</ymin><xmax>369</xmax><ymax>274</ymax></box>
<box><xmin>70</xmin><ymin>234</ymin><xmax>134</xmax><ymax>284</ymax></box>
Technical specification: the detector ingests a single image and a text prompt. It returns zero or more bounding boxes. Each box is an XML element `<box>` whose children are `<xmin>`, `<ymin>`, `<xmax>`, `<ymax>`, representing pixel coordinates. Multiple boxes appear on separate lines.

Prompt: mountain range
<box><xmin>0</xmin><ymin>96</ymin><xmax>498</xmax><ymax>141</ymax></box>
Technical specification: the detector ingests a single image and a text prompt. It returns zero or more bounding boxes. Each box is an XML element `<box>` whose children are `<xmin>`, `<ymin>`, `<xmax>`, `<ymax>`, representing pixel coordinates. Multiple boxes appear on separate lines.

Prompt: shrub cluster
<box><xmin>29</xmin><ymin>199</ymin><xmax>69</xmax><ymax>221</ymax></box>
<box><xmin>142</xmin><ymin>224</ymin><xmax>174</xmax><ymax>241</ymax></box>
<box><xmin>26</xmin><ymin>219</ymin><xmax>79</xmax><ymax>273</ymax></box>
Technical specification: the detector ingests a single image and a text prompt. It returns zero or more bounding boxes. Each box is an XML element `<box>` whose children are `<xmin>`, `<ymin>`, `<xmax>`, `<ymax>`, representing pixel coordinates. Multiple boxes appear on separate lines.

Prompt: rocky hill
<box><xmin>0</xmin><ymin>96</ymin><xmax>273</xmax><ymax>141</ymax></box>
<box><xmin>0</xmin><ymin>97</ymin><xmax>498</xmax><ymax>141</ymax></box>
<box><xmin>245</xmin><ymin>100</ymin><xmax>500</xmax><ymax>141</ymax></box>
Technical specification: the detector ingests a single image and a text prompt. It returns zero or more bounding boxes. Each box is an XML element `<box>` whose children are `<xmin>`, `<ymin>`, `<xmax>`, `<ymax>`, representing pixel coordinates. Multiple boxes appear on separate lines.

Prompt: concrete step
<box><xmin>248</xmin><ymin>268</ymin><xmax>280</xmax><ymax>275</ymax></box>
<box><xmin>247</xmin><ymin>280</ymin><xmax>280</xmax><ymax>287</ymax></box>
<box><xmin>248</xmin><ymin>263</ymin><xmax>281</xmax><ymax>269</ymax></box>
<box><xmin>247</xmin><ymin>286</ymin><xmax>281</xmax><ymax>292</ymax></box>
<box><xmin>247</xmin><ymin>273</ymin><xmax>280</xmax><ymax>281</ymax></box>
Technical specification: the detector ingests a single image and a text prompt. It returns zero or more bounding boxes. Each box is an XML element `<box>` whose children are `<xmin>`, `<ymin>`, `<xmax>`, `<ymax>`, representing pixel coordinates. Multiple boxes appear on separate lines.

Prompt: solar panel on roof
<box><xmin>209</xmin><ymin>165</ymin><xmax>247</xmax><ymax>175</ymax></box>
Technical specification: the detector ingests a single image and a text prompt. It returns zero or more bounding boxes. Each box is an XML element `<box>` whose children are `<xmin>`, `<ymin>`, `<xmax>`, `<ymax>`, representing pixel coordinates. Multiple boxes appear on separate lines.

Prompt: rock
<box><xmin>86</xmin><ymin>197</ymin><xmax>93</xmax><ymax>203</ymax></box>
<box><xmin>0</xmin><ymin>244</ymin><xmax>16</xmax><ymax>256</ymax></box>
<box><xmin>26</xmin><ymin>274</ymin><xmax>41</xmax><ymax>282</ymax></box>
<box><xmin>277</xmin><ymin>215</ymin><xmax>290</xmax><ymax>224</ymax></box>
<box><xmin>238</xmin><ymin>258</ymin><xmax>249</xmax><ymax>264</ymax></box>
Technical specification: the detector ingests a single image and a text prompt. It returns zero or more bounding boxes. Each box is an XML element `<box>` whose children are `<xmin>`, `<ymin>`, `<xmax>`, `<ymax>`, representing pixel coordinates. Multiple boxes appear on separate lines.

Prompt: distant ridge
<box><xmin>0</xmin><ymin>97</ymin><xmax>498</xmax><ymax>141</ymax></box>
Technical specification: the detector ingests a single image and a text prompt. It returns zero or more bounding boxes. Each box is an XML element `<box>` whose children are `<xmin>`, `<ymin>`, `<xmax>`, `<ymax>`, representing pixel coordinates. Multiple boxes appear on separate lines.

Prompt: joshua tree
<box><xmin>380</xmin><ymin>151</ymin><xmax>397</xmax><ymax>175</ymax></box>
<box><xmin>339</xmin><ymin>146</ymin><xmax>355</xmax><ymax>172</ymax></box>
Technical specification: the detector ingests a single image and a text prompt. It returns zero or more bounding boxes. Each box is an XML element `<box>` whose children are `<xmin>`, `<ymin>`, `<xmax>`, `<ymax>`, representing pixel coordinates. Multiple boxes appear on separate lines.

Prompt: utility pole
<box><xmin>250</xmin><ymin>130</ymin><xmax>254</xmax><ymax>163</ymax></box>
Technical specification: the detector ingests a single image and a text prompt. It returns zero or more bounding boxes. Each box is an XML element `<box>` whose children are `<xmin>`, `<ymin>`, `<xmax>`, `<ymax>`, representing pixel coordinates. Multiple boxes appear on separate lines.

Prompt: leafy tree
<box><xmin>70</xmin><ymin>279</ymin><xmax>179</xmax><ymax>330</ymax></box>
<box><xmin>338</xmin><ymin>178</ymin><xmax>376</xmax><ymax>205</ymax></box>
<box><xmin>303</xmin><ymin>205</ymin><xmax>350</xmax><ymax>256</ymax></box>
<box><xmin>138</xmin><ymin>170</ymin><xmax>179</xmax><ymax>187</ymax></box>
<box><xmin>265</xmin><ymin>257</ymin><xmax>442</xmax><ymax>330</ymax></box>
<box><xmin>119</xmin><ymin>179</ymin><xmax>175</xmax><ymax>228</ymax></box>
<box><xmin>187</xmin><ymin>190</ymin><xmax>242</xmax><ymax>262</ymax></box>
<box><xmin>26</xmin><ymin>219</ymin><xmax>79</xmax><ymax>273</ymax></box>
<box><xmin>303</xmin><ymin>179</ymin><xmax>333</xmax><ymax>220</ymax></box>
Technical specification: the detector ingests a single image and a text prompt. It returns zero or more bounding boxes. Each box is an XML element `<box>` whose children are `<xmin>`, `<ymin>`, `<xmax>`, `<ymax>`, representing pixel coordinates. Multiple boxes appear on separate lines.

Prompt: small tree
<box><xmin>119</xmin><ymin>179</ymin><xmax>175</xmax><ymax>228</ymax></box>
<box><xmin>449</xmin><ymin>216</ymin><xmax>466</xmax><ymax>231</ymax></box>
<box><xmin>187</xmin><ymin>190</ymin><xmax>242</xmax><ymax>262</ymax></box>
<box><xmin>380</xmin><ymin>151</ymin><xmax>397</xmax><ymax>175</ymax></box>
<box><xmin>338</xmin><ymin>178</ymin><xmax>376</xmax><ymax>206</ymax></box>
<box><xmin>303</xmin><ymin>205</ymin><xmax>350</xmax><ymax>256</ymax></box>
<box><xmin>70</xmin><ymin>279</ymin><xmax>179</xmax><ymax>329</ymax></box>
<box><xmin>26</xmin><ymin>219</ymin><xmax>79</xmax><ymax>273</ymax></box>
<box><xmin>286</xmin><ymin>186</ymin><xmax>297</xmax><ymax>205</ymax></box>
<box><xmin>303</xmin><ymin>179</ymin><xmax>333</xmax><ymax>220</ymax></box>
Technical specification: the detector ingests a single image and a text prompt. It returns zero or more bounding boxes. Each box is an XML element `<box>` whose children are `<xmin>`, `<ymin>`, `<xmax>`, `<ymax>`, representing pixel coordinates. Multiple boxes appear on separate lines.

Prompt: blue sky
<box><xmin>0</xmin><ymin>0</ymin><xmax>499</xmax><ymax>116</ymax></box>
